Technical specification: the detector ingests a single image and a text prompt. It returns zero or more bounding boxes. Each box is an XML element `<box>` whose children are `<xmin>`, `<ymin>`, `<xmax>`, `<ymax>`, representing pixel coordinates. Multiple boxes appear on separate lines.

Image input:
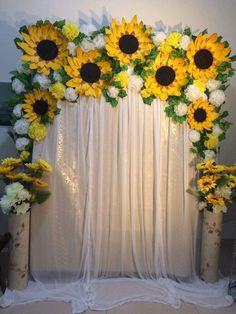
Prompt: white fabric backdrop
<box><xmin>0</xmin><ymin>91</ymin><xmax>233</xmax><ymax>312</ymax></box>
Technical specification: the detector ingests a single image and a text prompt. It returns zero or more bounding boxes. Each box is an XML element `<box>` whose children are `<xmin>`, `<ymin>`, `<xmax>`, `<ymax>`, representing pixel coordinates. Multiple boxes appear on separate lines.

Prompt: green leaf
<box><xmin>183</xmin><ymin>27</ymin><xmax>191</xmax><ymax>36</ymax></box>
<box><xmin>19</xmin><ymin>25</ymin><xmax>28</xmax><ymax>34</ymax></box>
<box><xmin>53</xmin><ymin>19</ymin><xmax>66</xmax><ymax>29</ymax></box>
<box><xmin>143</xmin><ymin>96</ymin><xmax>154</xmax><ymax>105</ymax></box>
<box><xmin>101</xmin><ymin>73</ymin><xmax>112</xmax><ymax>80</ymax></box>
<box><xmin>111</xmin><ymin>98</ymin><xmax>118</xmax><ymax>107</ymax></box>
<box><xmin>118</xmin><ymin>90</ymin><xmax>127</xmax><ymax>98</ymax></box>
<box><xmin>230</xmin><ymin>55</ymin><xmax>236</xmax><ymax>62</ymax></box>
<box><xmin>8</xmin><ymin>93</ymin><xmax>25</xmax><ymax>106</ymax></box>
<box><xmin>35</xmin><ymin>191</ymin><xmax>51</xmax><ymax>204</ymax></box>
<box><xmin>55</xmin><ymin>108</ymin><xmax>61</xmax><ymax>115</ymax></box>
<box><xmin>202</xmin><ymin>28</ymin><xmax>208</xmax><ymax>35</ymax></box>
<box><xmin>36</xmin><ymin>20</ymin><xmax>44</xmax><ymax>27</ymax></box>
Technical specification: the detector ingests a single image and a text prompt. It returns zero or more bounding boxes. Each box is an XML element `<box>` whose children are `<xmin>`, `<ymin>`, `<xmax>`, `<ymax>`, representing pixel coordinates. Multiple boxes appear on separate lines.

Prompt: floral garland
<box><xmin>4</xmin><ymin>16</ymin><xmax>236</xmax><ymax>215</ymax></box>
<box><xmin>9</xmin><ymin>16</ymin><xmax>235</xmax><ymax>162</ymax></box>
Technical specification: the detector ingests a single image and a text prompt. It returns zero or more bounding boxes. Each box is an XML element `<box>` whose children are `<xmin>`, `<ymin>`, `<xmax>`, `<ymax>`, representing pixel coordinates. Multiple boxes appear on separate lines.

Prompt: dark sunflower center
<box><xmin>119</xmin><ymin>34</ymin><xmax>139</xmax><ymax>54</ymax></box>
<box><xmin>155</xmin><ymin>66</ymin><xmax>176</xmax><ymax>86</ymax></box>
<box><xmin>194</xmin><ymin>49</ymin><xmax>213</xmax><ymax>69</ymax></box>
<box><xmin>33</xmin><ymin>100</ymin><xmax>49</xmax><ymax>116</ymax></box>
<box><xmin>37</xmin><ymin>40</ymin><xmax>59</xmax><ymax>61</ymax></box>
<box><xmin>193</xmin><ymin>108</ymin><xmax>207</xmax><ymax>122</ymax></box>
<box><xmin>80</xmin><ymin>63</ymin><xmax>101</xmax><ymax>83</ymax></box>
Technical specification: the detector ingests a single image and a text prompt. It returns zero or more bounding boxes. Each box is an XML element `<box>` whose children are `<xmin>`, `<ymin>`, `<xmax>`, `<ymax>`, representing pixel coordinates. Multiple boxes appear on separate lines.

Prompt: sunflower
<box><xmin>141</xmin><ymin>53</ymin><xmax>188</xmax><ymax>101</ymax></box>
<box><xmin>5</xmin><ymin>173</ymin><xmax>35</xmax><ymax>182</ymax></box>
<box><xmin>64</xmin><ymin>49</ymin><xmax>112</xmax><ymax>97</ymax></box>
<box><xmin>187</xmin><ymin>98</ymin><xmax>218</xmax><ymax>131</ymax></box>
<box><xmin>0</xmin><ymin>166</ymin><xmax>14</xmax><ymax>175</ymax></box>
<box><xmin>33</xmin><ymin>179</ymin><xmax>48</xmax><ymax>188</ymax></box>
<box><xmin>17</xmin><ymin>23</ymin><xmax>68</xmax><ymax>75</ymax></box>
<box><xmin>197</xmin><ymin>160</ymin><xmax>215</xmax><ymax>171</ymax></box>
<box><xmin>105</xmin><ymin>15</ymin><xmax>154</xmax><ymax>65</ymax></box>
<box><xmin>38</xmin><ymin>159</ymin><xmax>53</xmax><ymax>172</ymax></box>
<box><xmin>186</xmin><ymin>33</ymin><xmax>231</xmax><ymax>81</ymax></box>
<box><xmin>1</xmin><ymin>158</ymin><xmax>22</xmax><ymax>168</ymax></box>
<box><xmin>206</xmin><ymin>193</ymin><xmax>225</xmax><ymax>207</ymax></box>
<box><xmin>197</xmin><ymin>175</ymin><xmax>217</xmax><ymax>193</ymax></box>
<box><xmin>22</xmin><ymin>89</ymin><xmax>57</xmax><ymax>123</ymax></box>
<box><xmin>25</xmin><ymin>163</ymin><xmax>39</xmax><ymax>171</ymax></box>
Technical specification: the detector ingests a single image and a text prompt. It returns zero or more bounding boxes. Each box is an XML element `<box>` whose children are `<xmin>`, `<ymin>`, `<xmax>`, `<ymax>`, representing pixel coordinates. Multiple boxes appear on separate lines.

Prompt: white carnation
<box><xmin>13</xmin><ymin>104</ymin><xmax>22</xmax><ymax>118</ymax></box>
<box><xmin>67</xmin><ymin>42</ymin><xmax>77</xmax><ymax>56</ymax></box>
<box><xmin>15</xmin><ymin>137</ymin><xmax>30</xmax><ymax>151</ymax></box>
<box><xmin>152</xmin><ymin>31</ymin><xmax>166</xmax><ymax>46</ymax></box>
<box><xmin>6</xmin><ymin>182</ymin><xmax>24</xmax><ymax>196</ymax></box>
<box><xmin>107</xmin><ymin>86</ymin><xmax>119</xmax><ymax>98</ymax></box>
<box><xmin>32</xmin><ymin>73</ymin><xmax>51</xmax><ymax>90</ymax></box>
<box><xmin>129</xmin><ymin>75</ymin><xmax>143</xmax><ymax>91</ymax></box>
<box><xmin>215</xmin><ymin>186</ymin><xmax>232</xmax><ymax>200</ymax></box>
<box><xmin>179</xmin><ymin>35</ymin><xmax>190</xmax><ymax>50</ymax></box>
<box><xmin>174</xmin><ymin>102</ymin><xmax>188</xmax><ymax>116</ymax></box>
<box><xmin>13</xmin><ymin>118</ymin><xmax>30</xmax><ymax>135</ymax></box>
<box><xmin>17</xmin><ymin>188</ymin><xmax>31</xmax><ymax>202</ymax></box>
<box><xmin>80</xmin><ymin>38</ymin><xmax>95</xmax><ymax>52</ymax></box>
<box><xmin>0</xmin><ymin>194</ymin><xmax>15</xmax><ymax>213</ymax></box>
<box><xmin>185</xmin><ymin>84</ymin><xmax>207</xmax><ymax>102</ymax></box>
<box><xmin>203</xmin><ymin>150</ymin><xmax>216</xmax><ymax>160</ymax></box>
<box><xmin>80</xmin><ymin>24</ymin><xmax>97</xmax><ymax>36</ymax></box>
<box><xmin>16</xmin><ymin>62</ymin><xmax>31</xmax><ymax>75</ymax></box>
<box><xmin>15</xmin><ymin>202</ymin><xmax>31</xmax><ymax>215</ymax></box>
<box><xmin>53</xmin><ymin>71</ymin><xmax>62</xmax><ymax>82</ymax></box>
<box><xmin>209</xmin><ymin>90</ymin><xmax>225</xmax><ymax>107</ymax></box>
<box><xmin>198</xmin><ymin>201</ymin><xmax>207</xmax><ymax>211</ymax></box>
<box><xmin>65</xmin><ymin>88</ymin><xmax>78</xmax><ymax>102</ymax></box>
<box><xmin>189</xmin><ymin>129</ymin><xmax>201</xmax><ymax>143</ymax></box>
<box><xmin>206</xmin><ymin>79</ymin><xmax>221</xmax><ymax>92</ymax></box>
<box><xmin>12</xmin><ymin>78</ymin><xmax>25</xmax><ymax>94</ymax></box>
<box><xmin>212</xmin><ymin>125</ymin><xmax>223</xmax><ymax>136</ymax></box>
<box><xmin>93</xmin><ymin>34</ymin><xmax>106</xmax><ymax>50</ymax></box>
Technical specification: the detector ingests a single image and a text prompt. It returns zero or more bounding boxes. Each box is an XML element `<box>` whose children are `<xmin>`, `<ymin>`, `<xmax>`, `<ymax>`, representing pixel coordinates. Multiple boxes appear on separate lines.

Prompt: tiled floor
<box><xmin>0</xmin><ymin>301</ymin><xmax>235</xmax><ymax>314</ymax></box>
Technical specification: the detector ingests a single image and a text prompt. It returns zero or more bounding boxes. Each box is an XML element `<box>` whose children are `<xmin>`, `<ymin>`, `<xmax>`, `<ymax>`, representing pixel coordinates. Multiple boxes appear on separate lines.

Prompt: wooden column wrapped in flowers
<box><xmin>196</xmin><ymin>160</ymin><xmax>236</xmax><ymax>283</ymax></box>
<box><xmin>0</xmin><ymin>158</ymin><xmax>52</xmax><ymax>290</ymax></box>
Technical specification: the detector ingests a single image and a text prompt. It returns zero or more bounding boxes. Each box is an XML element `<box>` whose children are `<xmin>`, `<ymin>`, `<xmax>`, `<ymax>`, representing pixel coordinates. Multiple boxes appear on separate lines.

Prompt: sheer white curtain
<box><xmin>0</xmin><ymin>91</ymin><xmax>232</xmax><ymax>312</ymax></box>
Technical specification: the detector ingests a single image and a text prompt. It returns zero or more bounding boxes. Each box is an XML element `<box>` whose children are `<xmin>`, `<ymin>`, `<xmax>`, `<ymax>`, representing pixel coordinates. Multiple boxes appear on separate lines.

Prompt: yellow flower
<box><xmin>187</xmin><ymin>98</ymin><xmax>218</xmax><ymax>131</ymax></box>
<box><xmin>22</xmin><ymin>89</ymin><xmax>57</xmax><ymax>123</ymax></box>
<box><xmin>33</xmin><ymin>179</ymin><xmax>48</xmax><ymax>188</ymax></box>
<box><xmin>142</xmin><ymin>53</ymin><xmax>188</xmax><ymax>101</ymax></box>
<box><xmin>65</xmin><ymin>48</ymin><xmax>112</xmax><ymax>97</ymax></box>
<box><xmin>1</xmin><ymin>158</ymin><xmax>22</xmax><ymax>168</ymax></box>
<box><xmin>5</xmin><ymin>173</ymin><xmax>34</xmax><ymax>182</ymax></box>
<box><xmin>114</xmin><ymin>71</ymin><xmax>129</xmax><ymax>88</ymax></box>
<box><xmin>17</xmin><ymin>23</ymin><xmax>68</xmax><ymax>75</ymax></box>
<box><xmin>166</xmin><ymin>32</ymin><xmax>182</xmax><ymax>48</ymax></box>
<box><xmin>204</xmin><ymin>134</ymin><xmax>219</xmax><ymax>149</ymax></box>
<box><xmin>228</xmin><ymin>175</ymin><xmax>236</xmax><ymax>188</ymax></box>
<box><xmin>105</xmin><ymin>16</ymin><xmax>154</xmax><ymax>65</ymax></box>
<box><xmin>25</xmin><ymin>163</ymin><xmax>39</xmax><ymax>170</ymax></box>
<box><xmin>49</xmin><ymin>82</ymin><xmax>66</xmax><ymax>99</ymax></box>
<box><xmin>28</xmin><ymin>122</ymin><xmax>47</xmax><ymax>141</ymax></box>
<box><xmin>62</xmin><ymin>23</ymin><xmax>80</xmax><ymax>41</ymax></box>
<box><xmin>197</xmin><ymin>175</ymin><xmax>217</xmax><ymax>193</ymax></box>
<box><xmin>158</xmin><ymin>42</ymin><xmax>173</xmax><ymax>54</ymax></box>
<box><xmin>20</xmin><ymin>151</ymin><xmax>31</xmax><ymax>161</ymax></box>
<box><xmin>224</xmin><ymin>165</ymin><xmax>236</xmax><ymax>173</ymax></box>
<box><xmin>197</xmin><ymin>160</ymin><xmax>215</xmax><ymax>171</ymax></box>
<box><xmin>38</xmin><ymin>159</ymin><xmax>53</xmax><ymax>172</ymax></box>
<box><xmin>186</xmin><ymin>33</ymin><xmax>231</xmax><ymax>81</ymax></box>
<box><xmin>206</xmin><ymin>193</ymin><xmax>225</xmax><ymax>207</ymax></box>
<box><xmin>0</xmin><ymin>166</ymin><xmax>14</xmax><ymax>175</ymax></box>
<box><xmin>193</xmin><ymin>80</ymin><xmax>206</xmax><ymax>92</ymax></box>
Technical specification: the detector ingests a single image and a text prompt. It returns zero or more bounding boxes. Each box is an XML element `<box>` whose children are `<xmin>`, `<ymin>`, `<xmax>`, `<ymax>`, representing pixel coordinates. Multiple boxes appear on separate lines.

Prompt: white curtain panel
<box><xmin>0</xmin><ymin>91</ymin><xmax>232</xmax><ymax>312</ymax></box>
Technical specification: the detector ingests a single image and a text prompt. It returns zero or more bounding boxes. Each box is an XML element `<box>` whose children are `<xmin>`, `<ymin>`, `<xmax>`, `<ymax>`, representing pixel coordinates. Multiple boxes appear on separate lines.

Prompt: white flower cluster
<box><xmin>185</xmin><ymin>84</ymin><xmax>207</xmax><ymax>102</ymax></box>
<box><xmin>12</xmin><ymin>78</ymin><xmax>25</xmax><ymax>94</ymax></box>
<box><xmin>65</xmin><ymin>87</ymin><xmax>78</xmax><ymax>102</ymax></box>
<box><xmin>174</xmin><ymin>103</ymin><xmax>188</xmax><ymax>116</ymax></box>
<box><xmin>13</xmin><ymin>104</ymin><xmax>23</xmax><ymax>118</ymax></box>
<box><xmin>0</xmin><ymin>182</ymin><xmax>31</xmax><ymax>215</ymax></box>
<box><xmin>15</xmin><ymin>137</ymin><xmax>30</xmax><ymax>151</ymax></box>
<box><xmin>32</xmin><ymin>73</ymin><xmax>51</xmax><ymax>89</ymax></box>
<box><xmin>13</xmin><ymin>118</ymin><xmax>30</xmax><ymax>135</ymax></box>
<box><xmin>152</xmin><ymin>31</ymin><xmax>166</xmax><ymax>46</ymax></box>
<box><xmin>179</xmin><ymin>35</ymin><xmax>190</xmax><ymax>50</ymax></box>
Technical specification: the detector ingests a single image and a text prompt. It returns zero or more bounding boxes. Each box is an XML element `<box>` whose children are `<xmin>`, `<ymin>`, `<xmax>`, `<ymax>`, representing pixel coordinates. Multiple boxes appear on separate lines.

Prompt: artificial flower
<box><xmin>105</xmin><ymin>16</ymin><xmax>154</xmax><ymax>65</ymax></box>
<box><xmin>17</xmin><ymin>23</ymin><xmax>68</xmax><ymax>75</ymax></box>
<box><xmin>203</xmin><ymin>150</ymin><xmax>216</xmax><ymax>160</ymax></box>
<box><xmin>215</xmin><ymin>186</ymin><xmax>232</xmax><ymax>200</ymax></box>
<box><xmin>28</xmin><ymin>121</ymin><xmax>47</xmax><ymax>141</ymax></box>
<box><xmin>65</xmin><ymin>48</ymin><xmax>112</xmax><ymax>97</ymax></box>
<box><xmin>188</xmin><ymin>129</ymin><xmax>201</xmax><ymax>143</ymax></box>
<box><xmin>15</xmin><ymin>202</ymin><xmax>31</xmax><ymax>215</ymax></box>
<box><xmin>166</xmin><ymin>32</ymin><xmax>182</xmax><ymax>48</ymax></box>
<box><xmin>212</xmin><ymin>125</ymin><xmax>223</xmax><ymax>137</ymax></box>
<box><xmin>114</xmin><ymin>71</ymin><xmax>129</xmax><ymax>88</ymax></box>
<box><xmin>1</xmin><ymin>158</ymin><xmax>22</xmax><ymax>168</ymax></box>
<box><xmin>152</xmin><ymin>31</ymin><xmax>167</xmax><ymax>46</ymax></box>
<box><xmin>13</xmin><ymin>118</ymin><xmax>30</xmax><ymax>135</ymax></box>
<box><xmin>33</xmin><ymin>179</ymin><xmax>48</xmax><ymax>188</ymax></box>
<box><xmin>0</xmin><ymin>166</ymin><xmax>13</xmax><ymax>175</ymax></box>
<box><xmin>12</xmin><ymin>78</ymin><xmax>25</xmax><ymax>94</ymax></box>
<box><xmin>16</xmin><ymin>62</ymin><xmax>31</xmax><ymax>75</ymax></box>
<box><xmin>38</xmin><ymin>159</ymin><xmax>53</xmax><ymax>172</ymax></box>
<box><xmin>65</xmin><ymin>87</ymin><xmax>78</xmax><ymax>102</ymax></box>
<box><xmin>128</xmin><ymin>74</ymin><xmax>144</xmax><ymax>91</ymax></box>
<box><xmin>20</xmin><ymin>151</ymin><xmax>31</xmax><ymax>161</ymax></box>
<box><xmin>80</xmin><ymin>23</ymin><xmax>96</xmax><ymax>36</ymax></box>
<box><xmin>197</xmin><ymin>175</ymin><xmax>217</xmax><ymax>192</ymax></box>
<box><xmin>187</xmin><ymin>98</ymin><xmax>218</xmax><ymax>131</ymax></box>
<box><xmin>13</xmin><ymin>104</ymin><xmax>23</xmax><ymax>118</ymax></box>
<box><xmin>49</xmin><ymin>82</ymin><xmax>66</xmax><ymax>99</ymax></box>
<box><xmin>206</xmin><ymin>79</ymin><xmax>221</xmax><ymax>92</ymax></box>
<box><xmin>107</xmin><ymin>86</ymin><xmax>119</xmax><ymax>98</ymax></box>
<box><xmin>204</xmin><ymin>134</ymin><xmax>219</xmax><ymax>149</ymax></box>
<box><xmin>193</xmin><ymin>80</ymin><xmax>206</xmax><ymax>93</ymax></box>
<box><xmin>198</xmin><ymin>201</ymin><xmax>207</xmax><ymax>210</ymax></box>
<box><xmin>80</xmin><ymin>38</ymin><xmax>95</xmax><ymax>52</ymax></box>
<box><xmin>209</xmin><ymin>89</ymin><xmax>225</xmax><ymax>107</ymax></box>
<box><xmin>179</xmin><ymin>35</ymin><xmax>190</xmax><ymax>50</ymax></box>
<box><xmin>25</xmin><ymin>163</ymin><xmax>39</xmax><ymax>170</ymax></box>
<box><xmin>206</xmin><ymin>193</ymin><xmax>225</xmax><ymax>207</ymax></box>
<box><xmin>93</xmin><ymin>34</ymin><xmax>106</xmax><ymax>50</ymax></box>
<box><xmin>53</xmin><ymin>70</ymin><xmax>62</xmax><ymax>82</ymax></box>
<box><xmin>15</xmin><ymin>137</ymin><xmax>30</xmax><ymax>151</ymax></box>
<box><xmin>62</xmin><ymin>23</ymin><xmax>80</xmax><ymax>41</ymax></box>
<box><xmin>32</xmin><ymin>73</ymin><xmax>51</xmax><ymax>90</ymax></box>
<box><xmin>22</xmin><ymin>89</ymin><xmax>57</xmax><ymax>123</ymax></box>
<box><xmin>185</xmin><ymin>84</ymin><xmax>207</xmax><ymax>102</ymax></box>
<box><xmin>174</xmin><ymin>102</ymin><xmax>188</xmax><ymax>116</ymax></box>
<box><xmin>186</xmin><ymin>33</ymin><xmax>230</xmax><ymax>81</ymax></box>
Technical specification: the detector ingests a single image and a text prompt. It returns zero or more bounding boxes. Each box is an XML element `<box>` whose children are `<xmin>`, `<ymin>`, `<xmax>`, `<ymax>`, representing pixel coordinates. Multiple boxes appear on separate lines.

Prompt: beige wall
<box><xmin>0</xmin><ymin>0</ymin><xmax>235</xmax><ymax>236</ymax></box>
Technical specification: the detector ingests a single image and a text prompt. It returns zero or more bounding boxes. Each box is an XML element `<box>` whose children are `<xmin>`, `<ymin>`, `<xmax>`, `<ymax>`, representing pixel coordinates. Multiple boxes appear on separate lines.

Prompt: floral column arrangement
<box><xmin>0</xmin><ymin>157</ymin><xmax>52</xmax><ymax>290</ymax></box>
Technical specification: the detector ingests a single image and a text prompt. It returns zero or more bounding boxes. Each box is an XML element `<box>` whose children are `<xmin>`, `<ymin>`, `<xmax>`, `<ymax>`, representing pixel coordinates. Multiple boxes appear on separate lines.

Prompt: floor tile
<box><xmin>107</xmin><ymin>301</ymin><xmax>198</xmax><ymax>314</ymax></box>
<box><xmin>196</xmin><ymin>302</ymin><xmax>236</xmax><ymax>314</ymax></box>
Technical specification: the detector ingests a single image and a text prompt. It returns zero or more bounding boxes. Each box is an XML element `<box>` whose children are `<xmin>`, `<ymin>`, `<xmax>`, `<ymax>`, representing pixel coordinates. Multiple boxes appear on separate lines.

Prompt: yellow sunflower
<box><xmin>186</xmin><ymin>33</ymin><xmax>231</xmax><ymax>81</ymax></box>
<box><xmin>22</xmin><ymin>89</ymin><xmax>57</xmax><ymax>123</ymax></box>
<box><xmin>141</xmin><ymin>53</ymin><xmax>188</xmax><ymax>101</ymax></box>
<box><xmin>33</xmin><ymin>179</ymin><xmax>48</xmax><ymax>188</ymax></box>
<box><xmin>25</xmin><ymin>163</ymin><xmax>39</xmax><ymax>171</ymax></box>
<box><xmin>17</xmin><ymin>23</ymin><xmax>68</xmax><ymax>75</ymax></box>
<box><xmin>64</xmin><ymin>48</ymin><xmax>112</xmax><ymax>97</ymax></box>
<box><xmin>0</xmin><ymin>166</ymin><xmax>14</xmax><ymax>175</ymax></box>
<box><xmin>197</xmin><ymin>160</ymin><xmax>215</xmax><ymax>171</ymax></box>
<box><xmin>5</xmin><ymin>173</ymin><xmax>35</xmax><ymax>182</ymax></box>
<box><xmin>1</xmin><ymin>158</ymin><xmax>22</xmax><ymax>168</ymax></box>
<box><xmin>105</xmin><ymin>15</ymin><xmax>154</xmax><ymax>65</ymax></box>
<box><xmin>38</xmin><ymin>159</ymin><xmax>53</xmax><ymax>173</ymax></box>
<box><xmin>197</xmin><ymin>175</ymin><xmax>217</xmax><ymax>193</ymax></box>
<box><xmin>187</xmin><ymin>98</ymin><xmax>218</xmax><ymax>131</ymax></box>
<box><xmin>206</xmin><ymin>193</ymin><xmax>225</xmax><ymax>207</ymax></box>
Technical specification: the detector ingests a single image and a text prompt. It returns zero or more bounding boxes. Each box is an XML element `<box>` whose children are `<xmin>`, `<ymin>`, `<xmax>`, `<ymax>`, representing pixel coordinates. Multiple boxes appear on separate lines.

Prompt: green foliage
<box><xmin>53</xmin><ymin>19</ymin><xmax>66</xmax><ymax>29</ymax></box>
<box><xmin>35</xmin><ymin>191</ymin><xmax>51</xmax><ymax>204</ymax></box>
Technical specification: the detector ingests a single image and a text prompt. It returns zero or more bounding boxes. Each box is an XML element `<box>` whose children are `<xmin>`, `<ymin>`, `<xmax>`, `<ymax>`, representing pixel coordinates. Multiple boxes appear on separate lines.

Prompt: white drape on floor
<box><xmin>0</xmin><ymin>92</ymin><xmax>233</xmax><ymax>312</ymax></box>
